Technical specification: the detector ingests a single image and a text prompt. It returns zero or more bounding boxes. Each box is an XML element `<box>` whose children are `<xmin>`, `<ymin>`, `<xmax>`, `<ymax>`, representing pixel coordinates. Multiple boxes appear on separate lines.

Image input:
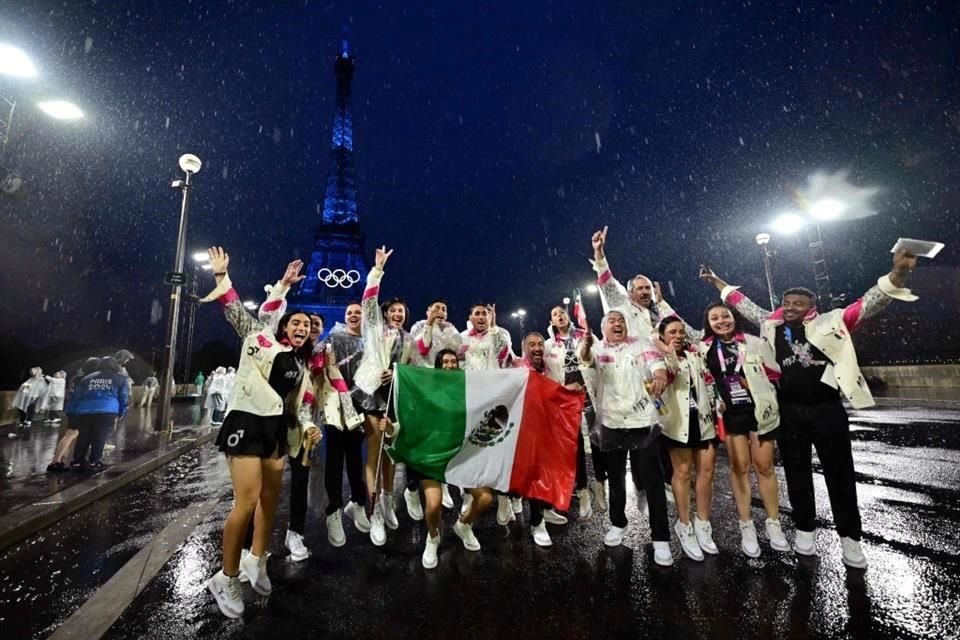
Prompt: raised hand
<box><xmin>487</xmin><ymin>304</ymin><xmax>497</xmax><ymax>327</ymax></box>
<box><xmin>891</xmin><ymin>249</ymin><xmax>917</xmax><ymax>284</ymax></box>
<box><xmin>374</xmin><ymin>246</ymin><xmax>394</xmax><ymax>270</ymax></box>
<box><xmin>591</xmin><ymin>226</ymin><xmax>608</xmax><ymax>259</ymax></box>
<box><xmin>699</xmin><ymin>264</ymin><xmax>725</xmax><ymax>290</ymax></box>
<box><xmin>651</xmin><ymin>335</ymin><xmax>671</xmax><ymax>354</ymax></box>
<box><xmin>654</xmin><ymin>281</ymin><xmax>664</xmax><ymax>303</ymax></box>
<box><xmin>208</xmin><ymin>246</ymin><xmax>229</xmax><ymax>274</ymax></box>
<box><xmin>281</xmin><ymin>259</ymin><xmax>306</xmax><ymax>286</ymax></box>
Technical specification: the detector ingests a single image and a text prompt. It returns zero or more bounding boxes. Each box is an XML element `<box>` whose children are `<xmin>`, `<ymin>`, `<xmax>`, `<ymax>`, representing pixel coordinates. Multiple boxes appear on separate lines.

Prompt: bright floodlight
<box><xmin>809</xmin><ymin>198</ymin><xmax>847</xmax><ymax>221</ymax></box>
<box><xmin>201</xmin><ymin>264</ymin><xmax>213</xmax><ymax>271</ymax></box>
<box><xmin>562</xmin><ymin>297</ymin><xmax>571</xmax><ymax>305</ymax></box>
<box><xmin>243</xmin><ymin>300</ymin><xmax>257</xmax><ymax>310</ymax></box>
<box><xmin>586</xmin><ymin>284</ymin><xmax>599</xmax><ymax>294</ymax></box>
<box><xmin>517</xmin><ymin>309</ymin><xmax>527</xmax><ymax>317</ymax></box>
<box><xmin>192</xmin><ymin>251</ymin><xmax>210</xmax><ymax>263</ymax></box>
<box><xmin>771</xmin><ymin>212</ymin><xmax>807</xmax><ymax>235</ymax></box>
<box><xmin>755</xmin><ymin>233</ymin><xmax>771</xmax><ymax>246</ymax></box>
<box><xmin>179</xmin><ymin>153</ymin><xmax>202</xmax><ymax>174</ymax></box>
<box><xmin>37</xmin><ymin>100</ymin><xmax>84</xmax><ymax>120</ymax></box>
<box><xmin>0</xmin><ymin>44</ymin><xmax>38</xmax><ymax>78</ymax></box>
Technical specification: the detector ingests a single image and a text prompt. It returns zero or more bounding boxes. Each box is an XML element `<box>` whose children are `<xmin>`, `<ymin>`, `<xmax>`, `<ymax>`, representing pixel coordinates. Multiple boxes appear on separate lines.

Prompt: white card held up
<box><xmin>890</xmin><ymin>238</ymin><xmax>944</xmax><ymax>259</ymax></box>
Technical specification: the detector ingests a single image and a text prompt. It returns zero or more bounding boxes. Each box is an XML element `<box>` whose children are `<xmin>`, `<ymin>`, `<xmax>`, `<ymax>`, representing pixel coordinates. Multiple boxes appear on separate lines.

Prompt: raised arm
<box><xmin>257</xmin><ymin>259</ymin><xmax>306</xmax><ymax>332</ymax></box>
<box><xmin>590</xmin><ymin>226</ymin><xmax>630</xmax><ymax>313</ymax></box>
<box><xmin>201</xmin><ymin>246</ymin><xmax>264</xmax><ymax>338</ymax></box>
<box><xmin>839</xmin><ymin>248</ymin><xmax>918</xmax><ymax>331</ymax></box>
<box><xmin>362</xmin><ymin>246</ymin><xmax>392</xmax><ymax>339</ymax></box>
<box><xmin>699</xmin><ymin>264</ymin><xmax>773</xmax><ymax>328</ymax></box>
<box><xmin>578</xmin><ymin>331</ymin><xmax>596</xmax><ymax>367</ymax></box>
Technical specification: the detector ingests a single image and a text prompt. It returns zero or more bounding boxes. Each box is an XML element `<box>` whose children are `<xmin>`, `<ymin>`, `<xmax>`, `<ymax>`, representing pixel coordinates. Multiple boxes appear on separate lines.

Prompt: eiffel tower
<box><xmin>290</xmin><ymin>36</ymin><xmax>368</xmax><ymax>323</ymax></box>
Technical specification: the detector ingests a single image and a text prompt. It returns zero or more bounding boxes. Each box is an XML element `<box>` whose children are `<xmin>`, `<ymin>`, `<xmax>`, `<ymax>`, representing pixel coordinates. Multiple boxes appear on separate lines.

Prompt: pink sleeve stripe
<box><xmin>331</xmin><ymin>379</ymin><xmax>349</xmax><ymax>393</ymax></box>
<box><xmin>842</xmin><ymin>298</ymin><xmax>865</xmax><ymax>332</ymax></box>
<box><xmin>498</xmin><ymin>346</ymin><xmax>510</xmax><ymax>360</ymax></box>
<box><xmin>763</xmin><ymin>365</ymin><xmax>781</xmax><ymax>381</ymax></box>
<box><xmin>417</xmin><ymin>337</ymin><xmax>430</xmax><ymax>356</ymax></box>
<box><xmin>220</xmin><ymin>288</ymin><xmax>240</xmax><ymax>306</ymax></box>
<box><xmin>726</xmin><ymin>290</ymin><xmax>746</xmax><ymax>305</ymax></box>
<box><xmin>302</xmin><ymin>391</ymin><xmax>315</xmax><ymax>406</ymax></box>
<box><xmin>262</xmin><ymin>299</ymin><xmax>283</xmax><ymax>312</ymax></box>
<box><xmin>596</xmin><ymin>354</ymin><xmax>615</xmax><ymax>363</ymax></box>
<box><xmin>597</xmin><ymin>270</ymin><xmax>612</xmax><ymax>286</ymax></box>
<box><xmin>666</xmin><ymin>371</ymin><xmax>677</xmax><ymax>384</ymax></box>
<box><xmin>363</xmin><ymin>285</ymin><xmax>380</xmax><ymax>300</ymax></box>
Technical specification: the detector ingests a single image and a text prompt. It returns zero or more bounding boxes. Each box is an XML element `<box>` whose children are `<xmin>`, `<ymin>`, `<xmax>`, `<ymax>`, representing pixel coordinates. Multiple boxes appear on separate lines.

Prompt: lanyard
<box><xmin>784</xmin><ymin>326</ymin><xmax>795</xmax><ymax>346</ymax></box>
<box><xmin>715</xmin><ymin>338</ymin><xmax>743</xmax><ymax>375</ymax></box>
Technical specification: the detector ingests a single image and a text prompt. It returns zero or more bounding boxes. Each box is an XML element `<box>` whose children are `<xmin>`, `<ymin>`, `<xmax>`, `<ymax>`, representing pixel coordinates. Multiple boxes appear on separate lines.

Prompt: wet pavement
<box><xmin>2</xmin><ymin>405</ymin><xmax>958</xmax><ymax>639</ymax></box>
<box><xmin>0</xmin><ymin>403</ymin><xmax>203</xmax><ymax>517</ymax></box>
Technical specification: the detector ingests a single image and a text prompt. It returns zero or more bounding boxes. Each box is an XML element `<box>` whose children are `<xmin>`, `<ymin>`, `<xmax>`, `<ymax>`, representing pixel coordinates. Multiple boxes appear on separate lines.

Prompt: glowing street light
<box><xmin>585</xmin><ymin>283</ymin><xmax>599</xmax><ymax>294</ymax></box>
<box><xmin>243</xmin><ymin>300</ymin><xmax>257</xmax><ymax>310</ymax></box>
<box><xmin>192</xmin><ymin>251</ymin><xmax>210</xmax><ymax>263</ymax></box>
<box><xmin>37</xmin><ymin>100</ymin><xmax>84</xmax><ymax>120</ymax></box>
<box><xmin>0</xmin><ymin>44</ymin><xmax>38</xmax><ymax>78</ymax></box>
<box><xmin>755</xmin><ymin>233</ymin><xmax>776</xmax><ymax>310</ymax></box>
<box><xmin>770</xmin><ymin>211</ymin><xmax>807</xmax><ymax>235</ymax></box>
<box><xmin>809</xmin><ymin>198</ymin><xmax>847</xmax><ymax>221</ymax></box>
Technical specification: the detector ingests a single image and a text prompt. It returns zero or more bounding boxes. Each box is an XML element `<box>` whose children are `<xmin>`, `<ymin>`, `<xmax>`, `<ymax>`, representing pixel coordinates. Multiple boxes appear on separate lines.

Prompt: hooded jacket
<box><xmin>659</xmin><ymin>345</ymin><xmax>718</xmax><ymax>443</ymax></box>
<box><xmin>65</xmin><ymin>358</ymin><xmax>129</xmax><ymax>417</ymax></box>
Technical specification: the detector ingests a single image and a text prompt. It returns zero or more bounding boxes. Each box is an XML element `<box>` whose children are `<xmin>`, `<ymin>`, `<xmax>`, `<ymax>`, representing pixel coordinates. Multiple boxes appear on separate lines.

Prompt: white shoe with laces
<box><xmin>675</xmin><ymin>520</ymin><xmax>704</xmax><ymax>561</ymax></box>
<box><xmin>693</xmin><ymin>516</ymin><xmax>718</xmax><ymax>555</ymax></box>
<box><xmin>511</xmin><ymin>497</ymin><xmax>523</xmax><ymax>514</ymax></box>
<box><xmin>370</xmin><ymin>505</ymin><xmax>387</xmax><ymax>546</ymax></box>
<box><xmin>422</xmin><ymin>532</ymin><xmax>441</xmax><ymax>569</ymax></box>
<box><xmin>604</xmin><ymin>524</ymin><xmax>629</xmax><ymax>547</ymax></box>
<box><xmin>841</xmin><ymin>536</ymin><xmax>867</xmax><ymax>569</ymax></box>
<box><xmin>207</xmin><ymin>570</ymin><xmax>244</xmax><ymax>619</ymax></box>
<box><xmin>344</xmin><ymin>501</ymin><xmax>371</xmax><ymax>533</ymax></box>
<box><xmin>531</xmin><ymin>521</ymin><xmax>552</xmax><ymax>547</ymax></box>
<box><xmin>739</xmin><ymin>520</ymin><xmax>761</xmax><ymax>558</ymax></box>
<box><xmin>239</xmin><ymin>551</ymin><xmax>271</xmax><ymax>596</ymax></box>
<box><xmin>453</xmin><ymin>519</ymin><xmax>481</xmax><ymax>551</ymax></box>
<box><xmin>793</xmin><ymin>529</ymin><xmax>817</xmax><ymax>556</ymax></box>
<box><xmin>543</xmin><ymin>509</ymin><xmax>568</xmax><ymax>526</ymax></box>
<box><xmin>286</xmin><ymin>529</ymin><xmax>310</xmax><ymax>560</ymax></box>
<box><xmin>381</xmin><ymin>493</ymin><xmax>399</xmax><ymax>530</ymax></box>
<box><xmin>325</xmin><ymin>511</ymin><xmax>346</xmax><ymax>548</ymax></box>
<box><xmin>578</xmin><ymin>488</ymin><xmax>593</xmax><ymax>519</ymax></box>
<box><xmin>652</xmin><ymin>541</ymin><xmax>674</xmax><ymax>567</ymax></box>
<box><xmin>460</xmin><ymin>491</ymin><xmax>474</xmax><ymax>516</ymax></box>
<box><xmin>404</xmin><ymin>488</ymin><xmax>424</xmax><ymax>521</ymax></box>
<box><xmin>496</xmin><ymin>495</ymin><xmax>512</xmax><ymax>525</ymax></box>
<box><xmin>441</xmin><ymin>484</ymin><xmax>455</xmax><ymax>509</ymax></box>
<box><xmin>591</xmin><ymin>480</ymin><xmax>607</xmax><ymax>513</ymax></box>
<box><xmin>765</xmin><ymin>518</ymin><xmax>790</xmax><ymax>552</ymax></box>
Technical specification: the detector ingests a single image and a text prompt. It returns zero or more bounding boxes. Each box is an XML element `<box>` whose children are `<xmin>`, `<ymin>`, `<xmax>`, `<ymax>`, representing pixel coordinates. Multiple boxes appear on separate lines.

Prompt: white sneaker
<box><xmin>326</xmin><ymin>511</ymin><xmax>346</xmax><ymax>548</ymax></box>
<box><xmin>404</xmin><ymin>488</ymin><xmax>424</xmax><ymax>521</ymax></box>
<box><xmin>793</xmin><ymin>529</ymin><xmax>817</xmax><ymax>556</ymax></box>
<box><xmin>739</xmin><ymin>520</ymin><xmax>761</xmax><ymax>558</ymax></box>
<box><xmin>841</xmin><ymin>537</ymin><xmax>867</xmax><ymax>569</ymax></box>
<box><xmin>239</xmin><ymin>551</ymin><xmax>271</xmax><ymax>596</ymax></box>
<box><xmin>496</xmin><ymin>495</ymin><xmax>512</xmax><ymax>525</ymax></box>
<box><xmin>675</xmin><ymin>520</ymin><xmax>704</xmax><ymax>561</ymax></box>
<box><xmin>693</xmin><ymin>516</ymin><xmax>718</xmax><ymax>555</ymax></box>
<box><xmin>286</xmin><ymin>529</ymin><xmax>310</xmax><ymax>560</ymax></box>
<box><xmin>578</xmin><ymin>488</ymin><xmax>593</xmax><ymax>519</ymax></box>
<box><xmin>344</xmin><ymin>501</ymin><xmax>371</xmax><ymax>533</ymax></box>
<box><xmin>381</xmin><ymin>493</ymin><xmax>399</xmax><ymax>530</ymax></box>
<box><xmin>441</xmin><ymin>484</ymin><xmax>455</xmax><ymax>509</ymax></box>
<box><xmin>207</xmin><ymin>570</ymin><xmax>244</xmax><ymax>619</ymax></box>
<box><xmin>511</xmin><ymin>497</ymin><xmax>523</xmax><ymax>514</ymax></box>
<box><xmin>664</xmin><ymin>484</ymin><xmax>676</xmax><ymax>504</ymax></box>
<box><xmin>370</xmin><ymin>504</ymin><xmax>387</xmax><ymax>546</ymax></box>
<box><xmin>604</xmin><ymin>524</ymin><xmax>629</xmax><ymax>547</ymax></box>
<box><xmin>591</xmin><ymin>480</ymin><xmax>607</xmax><ymax>512</ymax></box>
<box><xmin>531</xmin><ymin>521</ymin><xmax>553</xmax><ymax>547</ymax></box>
<box><xmin>543</xmin><ymin>509</ymin><xmax>568</xmax><ymax>526</ymax></box>
<box><xmin>238</xmin><ymin>549</ymin><xmax>250</xmax><ymax>583</ymax></box>
<box><xmin>765</xmin><ymin>518</ymin><xmax>790</xmax><ymax>552</ymax></box>
<box><xmin>453</xmin><ymin>519</ymin><xmax>481</xmax><ymax>551</ymax></box>
<box><xmin>460</xmin><ymin>491</ymin><xmax>474</xmax><ymax>516</ymax></box>
<box><xmin>422</xmin><ymin>532</ymin><xmax>441</xmax><ymax>569</ymax></box>
<box><xmin>653</xmin><ymin>541</ymin><xmax>674</xmax><ymax>567</ymax></box>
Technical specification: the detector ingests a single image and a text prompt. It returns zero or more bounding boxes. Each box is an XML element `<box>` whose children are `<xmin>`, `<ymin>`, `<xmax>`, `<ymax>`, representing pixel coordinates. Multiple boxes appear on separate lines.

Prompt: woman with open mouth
<box><xmin>200</xmin><ymin>246</ymin><xmax>322</xmax><ymax>620</ymax></box>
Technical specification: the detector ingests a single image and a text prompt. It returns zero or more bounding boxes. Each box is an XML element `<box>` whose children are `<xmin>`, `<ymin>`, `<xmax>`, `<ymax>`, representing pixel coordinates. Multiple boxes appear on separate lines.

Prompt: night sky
<box><xmin>1</xmin><ymin>1</ymin><xmax>959</xmax><ymax>379</ymax></box>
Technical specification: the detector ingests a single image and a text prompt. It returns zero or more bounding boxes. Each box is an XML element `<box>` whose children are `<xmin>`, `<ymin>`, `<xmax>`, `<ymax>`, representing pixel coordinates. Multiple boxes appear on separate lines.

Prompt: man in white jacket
<box><xmin>700</xmin><ymin>246</ymin><xmax>918</xmax><ymax>569</ymax></box>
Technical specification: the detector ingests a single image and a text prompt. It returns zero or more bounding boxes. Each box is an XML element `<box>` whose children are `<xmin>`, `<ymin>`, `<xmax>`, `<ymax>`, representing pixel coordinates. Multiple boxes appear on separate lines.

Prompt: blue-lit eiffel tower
<box><xmin>291</xmin><ymin>37</ymin><xmax>369</xmax><ymax>321</ymax></box>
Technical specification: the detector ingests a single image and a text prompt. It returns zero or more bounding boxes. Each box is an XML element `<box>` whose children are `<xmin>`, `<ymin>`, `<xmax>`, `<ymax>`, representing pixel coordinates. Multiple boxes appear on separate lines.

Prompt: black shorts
<box><xmin>724</xmin><ymin>411</ymin><xmax>779</xmax><ymax>441</ymax></box>
<box><xmin>216</xmin><ymin>410</ymin><xmax>289</xmax><ymax>458</ymax></box>
<box><xmin>666</xmin><ymin>436</ymin><xmax>717</xmax><ymax>450</ymax></box>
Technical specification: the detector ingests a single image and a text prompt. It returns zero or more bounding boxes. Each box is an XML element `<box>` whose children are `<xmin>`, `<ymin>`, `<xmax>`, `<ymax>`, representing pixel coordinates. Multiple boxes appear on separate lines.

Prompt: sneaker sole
<box><xmin>454</xmin><ymin>527</ymin><xmax>481</xmax><ymax>552</ymax></box>
<box><xmin>681</xmin><ymin>547</ymin><xmax>704</xmax><ymax>561</ymax></box>
<box><xmin>206</xmin><ymin>580</ymin><xmax>243</xmax><ymax>619</ymax></box>
<box><xmin>793</xmin><ymin>545</ymin><xmax>817</xmax><ymax>557</ymax></box>
<box><xmin>422</xmin><ymin>556</ymin><xmax>438</xmax><ymax>569</ymax></box>
<box><xmin>290</xmin><ymin>549</ymin><xmax>313</xmax><ymax>559</ymax></box>
<box><xmin>769</xmin><ymin>540</ymin><xmax>791</xmax><ymax>552</ymax></box>
<box><xmin>533</xmin><ymin>537</ymin><xmax>553</xmax><ymax>548</ymax></box>
<box><xmin>654</xmin><ymin>556</ymin><xmax>674</xmax><ymax>567</ymax></box>
<box><xmin>741</xmin><ymin>544</ymin><xmax>762</xmax><ymax>559</ymax></box>
<box><xmin>842</xmin><ymin>556</ymin><xmax>867</xmax><ymax>569</ymax></box>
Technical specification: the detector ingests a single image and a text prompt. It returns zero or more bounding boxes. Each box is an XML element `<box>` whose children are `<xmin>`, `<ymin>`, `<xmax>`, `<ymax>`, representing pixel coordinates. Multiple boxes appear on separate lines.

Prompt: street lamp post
<box><xmin>157</xmin><ymin>154</ymin><xmax>202</xmax><ymax>432</ymax></box>
<box><xmin>755</xmin><ymin>233</ymin><xmax>776</xmax><ymax>310</ymax></box>
<box><xmin>181</xmin><ymin>252</ymin><xmax>210</xmax><ymax>385</ymax></box>
<box><xmin>510</xmin><ymin>308</ymin><xmax>527</xmax><ymax>332</ymax></box>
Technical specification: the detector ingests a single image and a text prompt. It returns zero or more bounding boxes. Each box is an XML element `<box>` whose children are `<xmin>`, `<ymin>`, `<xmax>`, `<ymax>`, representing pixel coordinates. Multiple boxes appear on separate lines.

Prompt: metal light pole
<box><xmin>157</xmin><ymin>153</ymin><xmax>202</xmax><ymax>431</ymax></box>
<box><xmin>755</xmin><ymin>233</ymin><xmax>777</xmax><ymax>310</ymax></box>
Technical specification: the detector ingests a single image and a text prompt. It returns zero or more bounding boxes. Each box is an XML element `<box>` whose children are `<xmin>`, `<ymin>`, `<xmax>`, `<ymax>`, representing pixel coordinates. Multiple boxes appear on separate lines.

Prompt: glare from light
<box><xmin>771</xmin><ymin>212</ymin><xmax>807</xmax><ymax>235</ymax></box>
<box><xmin>37</xmin><ymin>100</ymin><xmax>84</xmax><ymax>120</ymax></box>
<box><xmin>0</xmin><ymin>44</ymin><xmax>38</xmax><ymax>78</ymax></box>
<box><xmin>178</xmin><ymin>153</ymin><xmax>202</xmax><ymax>174</ymax></box>
<box><xmin>755</xmin><ymin>233</ymin><xmax>771</xmax><ymax>246</ymax></box>
<box><xmin>517</xmin><ymin>309</ymin><xmax>526</xmax><ymax>317</ymax></box>
<box><xmin>809</xmin><ymin>198</ymin><xmax>847</xmax><ymax>221</ymax></box>
<box><xmin>201</xmin><ymin>264</ymin><xmax>212</xmax><ymax>271</ymax></box>
<box><xmin>562</xmin><ymin>297</ymin><xmax>571</xmax><ymax>305</ymax></box>
<box><xmin>192</xmin><ymin>251</ymin><xmax>210</xmax><ymax>263</ymax></box>
<box><xmin>586</xmin><ymin>284</ymin><xmax>599</xmax><ymax>294</ymax></box>
<box><xmin>243</xmin><ymin>300</ymin><xmax>257</xmax><ymax>310</ymax></box>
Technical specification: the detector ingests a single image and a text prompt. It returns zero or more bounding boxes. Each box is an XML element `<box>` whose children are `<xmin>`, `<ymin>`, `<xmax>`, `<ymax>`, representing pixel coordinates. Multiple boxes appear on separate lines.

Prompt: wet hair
<box><xmin>701</xmin><ymin>302</ymin><xmax>743</xmax><ymax>340</ymax></box>
<box><xmin>113</xmin><ymin>349</ymin><xmax>134</xmax><ymax>365</ymax></box>
<box><xmin>100</xmin><ymin>356</ymin><xmax>121</xmax><ymax>374</ymax></box>
<box><xmin>628</xmin><ymin>274</ymin><xmax>652</xmax><ymax>292</ymax></box>
<box><xmin>781</xmin><ymin>287</ymin><xmax>816</xmax><ymax>302</ymax></box>
<box><xmin>428</xmin><ymin>298</ymin><xmax>448</xmax><ymax>308</ymax></box>
<box><xmin>469</xmin><ymin>303</ymin><xmax>488</xmax><ymax>315</ymax></box>
<box><xmin>523</xmin><ymin>331</ymin><xmax>545</xmax><ymax>343</ymax></box>
<box><xmin>277</xmin><ymin>309</ymin><xmax>315</xmax><ymax>359</ymax></box>
<box><xmin>81</xmin><ymin>357</ymin><xmax>102</xmax><ymax>375</ymax></box>
<box><xmin>381</xmin><ymin>297</ymin><xmax>409</xmax><ymax>328</ymax></box>
<box><xmin>434</xmin><ymin>348</ymin><xmax>460</xmax><ymax>369</ymax></box>
<box><xmin>345</xmin><ymin>301</ymin><xmax>362</xmax><ymax>311</ymax></box>
<box><xmin>657</xmin><ymin>315</ymin><xmax>684</xmax><ymax>336</ymax></box>
<box><xmin>309</xmin><ymin>312</ymin><xmax>326</xmax><ymax>326</ymax></box>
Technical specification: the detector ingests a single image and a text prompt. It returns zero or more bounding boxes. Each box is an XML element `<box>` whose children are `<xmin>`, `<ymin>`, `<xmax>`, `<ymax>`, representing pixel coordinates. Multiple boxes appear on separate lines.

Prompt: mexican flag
<box><xmin>389</xmin><ymin>365</ymin><xmax>584</xmax><ymax>511</ymax></box>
